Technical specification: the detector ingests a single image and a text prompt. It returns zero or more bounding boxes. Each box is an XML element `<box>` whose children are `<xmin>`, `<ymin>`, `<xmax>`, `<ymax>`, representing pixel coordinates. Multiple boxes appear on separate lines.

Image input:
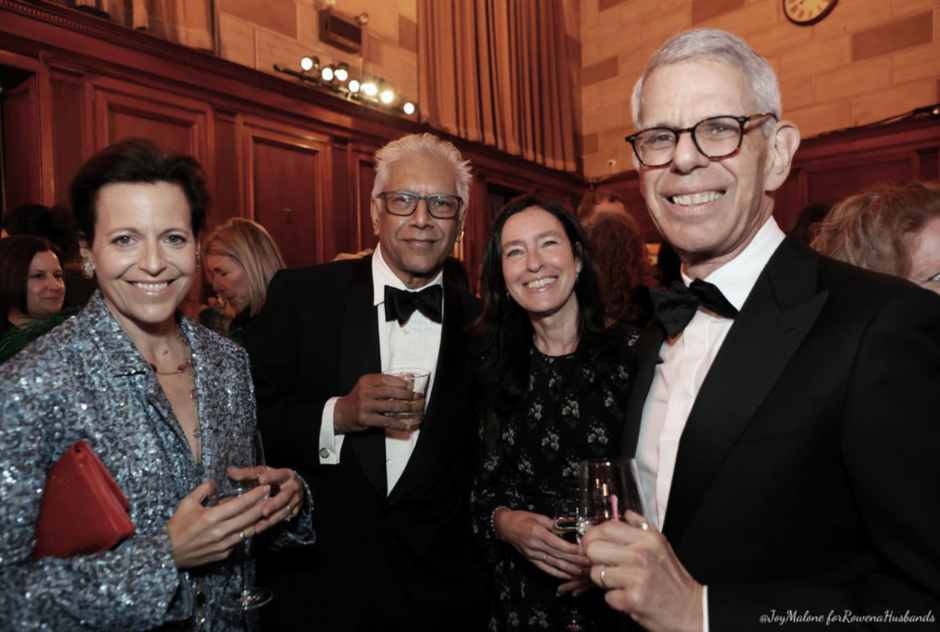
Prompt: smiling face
<box><xmin>636</xmin><ymin>61</ymin><xmax>797</xmax><ymax>277</ymax></box>
<box><xmin>907</xmin><ymin>216</ymin><xmax>940</xmax><ymax>295</ymax></box>
<box><xmin>374</xmin><ymin>153</ymin><xmax>465</xmax><ymax>289</ymax></box>
<box><xmin>206</xmin><ymin>254</ymin><xmax>250</xmax><ymax>315</ymax></box>
<box><xmin>501</xmin><ymin>207</ymin><xmax>582</xmax><ymax>322</ymax></box>
<box><xmin>25</xmin><ymin>250</ymin><xmax>65</xmax><ymax>319</ymax></box>
<box><xmin>81</xmin><ymin>181</ymin><xmax>198</xmax><ymax>338</ymax></box>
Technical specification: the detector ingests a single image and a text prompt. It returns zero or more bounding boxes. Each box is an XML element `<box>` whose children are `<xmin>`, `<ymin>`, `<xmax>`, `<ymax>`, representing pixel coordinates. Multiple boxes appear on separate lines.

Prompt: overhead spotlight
<box><xmin>403</xmin><ymin>102</ymin><xmax>416</xmax><ymax>115</ymax></box>
<box><xmin>335</xmin><ymin>63</ymin><xmax>349</xmax><ymax>82</ymax></box>
<box><xmin>300</xmin><ymin>56</ymin><xmax>319</xmax><ymax>72</ymax></box>
<box><xmin>348</xmin><ymin>79</ymin><xmax>361</xmax><ymax>93</ymax></box>
<box><xmin>362</xmin><ymin>82</ymin><xmax>378</xmax><ymax>97</ymax></box>
<box><xmin>380</xmin><ymin>89</ymin><xmax>394</xmax><ymax>104</ymax></box>
<box><xmin>321</xmin><ymin>65</ymin><xmax>335</xmax><ymax>82</ymax></box>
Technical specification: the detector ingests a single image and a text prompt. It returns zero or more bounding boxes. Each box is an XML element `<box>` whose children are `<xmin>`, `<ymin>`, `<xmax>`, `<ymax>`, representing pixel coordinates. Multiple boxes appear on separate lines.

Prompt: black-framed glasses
<box><xmin>377</xmin><ymin>191</ymin><xmax>463</xmax><ymax>219</ymax></box>
<box><xmin>625</xmin><ymin>112</ymin><xmax>777</xmax><ymax>167</ymax></box>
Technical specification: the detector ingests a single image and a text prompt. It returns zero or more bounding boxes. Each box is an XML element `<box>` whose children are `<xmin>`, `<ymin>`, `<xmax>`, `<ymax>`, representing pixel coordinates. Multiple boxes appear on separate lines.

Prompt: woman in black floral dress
<box><xmin>470</xmin><ymin>195</ymin><xmax>638</xmax><ymax>631</ymax></box>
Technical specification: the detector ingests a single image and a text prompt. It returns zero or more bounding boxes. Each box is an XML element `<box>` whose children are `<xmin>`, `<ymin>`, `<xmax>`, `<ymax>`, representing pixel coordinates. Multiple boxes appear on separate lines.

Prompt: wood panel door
<box><xmin>93</xmin><ymin>77</ymin><xmax>210</xmax><ymax>161</ymax></box>
<box><xmin>243</xmin><ymin>121</ymin><xmax>329</xmax><ymax>268</ymax></box>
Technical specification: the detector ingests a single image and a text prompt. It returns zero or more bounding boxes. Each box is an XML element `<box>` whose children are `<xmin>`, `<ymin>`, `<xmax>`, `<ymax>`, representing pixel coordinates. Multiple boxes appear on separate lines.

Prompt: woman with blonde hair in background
<box><xmin>811</xmin><ymin>181</ymin><xmax>940</xmax><ymax>296</ymax></box>
<box><xmin>201</xmin><ymin>218</ymin><xmax>285</xmax><ymax>344</ymax></box>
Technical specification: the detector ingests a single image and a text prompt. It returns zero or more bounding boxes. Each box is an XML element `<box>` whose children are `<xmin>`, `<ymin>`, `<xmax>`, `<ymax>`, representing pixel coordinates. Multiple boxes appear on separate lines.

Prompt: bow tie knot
<box><xmin>384</xmin><ymin>284</ymin><xmax>443</xmax><ymax>325</ymax></box>
<box><xmin>649</xmin><ymin>279</ymin><xmax>738</xmax><ymax>338</ymax></box>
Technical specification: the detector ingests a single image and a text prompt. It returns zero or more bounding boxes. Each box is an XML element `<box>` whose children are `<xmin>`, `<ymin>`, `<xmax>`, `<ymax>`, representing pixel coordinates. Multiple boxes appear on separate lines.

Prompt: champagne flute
<box><xmin>212</xmin><ymin>429</ymin><xmax>273</xmax><ymax>611</ymax></box>
<box><xmin>577</xmin><ymin>457</ymin><xmax>649</xmax><ymax>538</ymax></box>
<box><xmin>550</xmin><ymin>484</ymin><xmax>595</xmax><ymax>632</ymax></box>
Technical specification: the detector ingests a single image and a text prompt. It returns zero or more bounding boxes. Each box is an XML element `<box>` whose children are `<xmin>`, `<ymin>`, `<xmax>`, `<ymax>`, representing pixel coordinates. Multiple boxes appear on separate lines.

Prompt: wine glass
<box><xmin>550</xmin><ymin>484</ymin><xmax>595</xmax><ymax>632</ymax></box>
<box><xmin>577</xmin><ymin>457</ymin><xmax>649</xmax><ymax>538</ymax></box>
<box><xmin>212</xmin><ymin>429</ymin><xmax>273</xmax><ymax>611</ymax></box>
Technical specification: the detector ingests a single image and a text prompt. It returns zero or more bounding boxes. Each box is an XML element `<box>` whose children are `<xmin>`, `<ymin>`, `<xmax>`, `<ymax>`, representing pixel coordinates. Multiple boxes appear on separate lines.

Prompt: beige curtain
<box><xmin>419</xmin><ymin>0</ymin><xmax>578</xmax><ymax>173</ymax></box>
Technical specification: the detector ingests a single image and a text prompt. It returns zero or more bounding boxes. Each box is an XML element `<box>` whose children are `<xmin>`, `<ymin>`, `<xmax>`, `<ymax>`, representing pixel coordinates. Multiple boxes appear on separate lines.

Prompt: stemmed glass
<box><xmin>212</xmin><ymin>429</ymin><xmax>273</xmax><ymax>611</ymax></box>
<box><xmin>577</xmin><ymin>457</ymin><xmax>649</xmax><ymax>538</ymax></box>
<box><xmin>550</xmin><ymin>484</ymin><xmax>595</xmax><ymax>632</ymax></box>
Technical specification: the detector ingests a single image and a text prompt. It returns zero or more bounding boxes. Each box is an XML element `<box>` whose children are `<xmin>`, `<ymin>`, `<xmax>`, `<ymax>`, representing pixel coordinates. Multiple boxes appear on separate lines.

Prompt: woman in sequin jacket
<box><xmin>0</xmin><ymin>140</ymin><xmax>314</xmax><ymax>630</ymax></box>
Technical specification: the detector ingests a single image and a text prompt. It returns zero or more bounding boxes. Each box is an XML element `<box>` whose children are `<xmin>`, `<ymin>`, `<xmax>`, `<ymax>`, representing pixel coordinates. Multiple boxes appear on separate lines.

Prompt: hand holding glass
<box><xmin>382</xmin><ymin>368</ymin><xmax>430</xmax><ymax>429</ymax></box>
<box><xmin>211</xmin><ymin>430</ymin><xmax>273</xmax><ymax>611</ymax></box>
<box><xmin>577</xmin><ymin>458</ymin><xmax>649</xmax><ymax>537</ymax></box>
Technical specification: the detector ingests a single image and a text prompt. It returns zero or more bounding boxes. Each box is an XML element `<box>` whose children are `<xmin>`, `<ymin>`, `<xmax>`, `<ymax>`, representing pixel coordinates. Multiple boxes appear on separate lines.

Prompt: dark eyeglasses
<box><xmin>625</xmin><ymin>112</ymin><xmax>777</xmax><ymax>167</ymax></box>
<box><xmin>376</xmin><ymin>191</ymin><xmax>463</xmax><ymax>219</ymax></box>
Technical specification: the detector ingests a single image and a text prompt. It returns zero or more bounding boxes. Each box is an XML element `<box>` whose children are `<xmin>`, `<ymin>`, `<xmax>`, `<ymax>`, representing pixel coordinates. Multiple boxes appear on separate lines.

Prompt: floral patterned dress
<box><xmin>472</xmin><ymin>332</ymin><xmax>638</xmax><ymax>631</ymax></box>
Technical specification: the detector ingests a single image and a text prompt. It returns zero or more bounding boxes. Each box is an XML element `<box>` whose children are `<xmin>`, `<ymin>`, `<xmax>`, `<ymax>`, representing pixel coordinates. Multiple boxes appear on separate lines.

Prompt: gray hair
<box><xmin>631</xmin><ymin>28</ymin><xmax>781</xmax><ymax>132</ymax></box>
<box><xmin>371</xmin><ymin>133</ymin><xmax>472</xmax><ymax>228</ymax></box>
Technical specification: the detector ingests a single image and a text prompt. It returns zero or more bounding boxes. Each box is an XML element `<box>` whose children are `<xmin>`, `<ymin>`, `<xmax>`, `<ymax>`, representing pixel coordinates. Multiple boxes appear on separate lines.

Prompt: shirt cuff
<box><xmin>702</xmin><ymin>584</ymin><xmax>709</xmax><ymax>632</ymax></box>
<box><xmin>318</xmin><ymin>397</ymin><xmax>345</xmax><ymax>464</ymax></box>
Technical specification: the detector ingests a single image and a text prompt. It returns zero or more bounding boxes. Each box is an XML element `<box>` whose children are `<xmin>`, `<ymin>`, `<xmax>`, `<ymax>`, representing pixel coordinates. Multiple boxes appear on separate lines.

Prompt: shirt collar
<box><xmin>372</xmin><ymin>243</ymin><xmax>444</xmax><ymax>307</ymax></box>
<box><xmin>681</xmin><ymin>217</ymin><xmax>786</xmax><ymax>311</ymax></box>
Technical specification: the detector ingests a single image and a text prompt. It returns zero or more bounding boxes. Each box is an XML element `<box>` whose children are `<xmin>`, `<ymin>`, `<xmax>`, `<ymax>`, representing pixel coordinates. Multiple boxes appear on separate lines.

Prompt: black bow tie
<box><xmin>649</xmin><ymin>279</ymin><xmax>738</xmax><ymax>338</ymax></box>
<box><xmin>384</xmin><ymin>285</ymin><xmax>443</xmax><ymax>325</ymax></box>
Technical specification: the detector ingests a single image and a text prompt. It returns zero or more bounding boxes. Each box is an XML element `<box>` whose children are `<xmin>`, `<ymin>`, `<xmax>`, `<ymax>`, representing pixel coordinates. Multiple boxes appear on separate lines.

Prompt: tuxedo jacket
<box><xmin>245</xmin><ymin>256</ymin><xmax>488</xmax><ymax>632</ymax></box>
<box><xmin>624</xmin><ymin>238</ymin><xmax>940</xmax><ymax>629</ymax></box>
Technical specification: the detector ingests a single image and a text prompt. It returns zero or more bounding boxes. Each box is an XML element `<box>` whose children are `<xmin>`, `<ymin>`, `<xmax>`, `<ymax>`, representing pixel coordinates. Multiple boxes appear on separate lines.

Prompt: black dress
<box><xmin>472</xmin><ymin>332</ymin><xmax>638</xmax><ymax>631</ymax></box>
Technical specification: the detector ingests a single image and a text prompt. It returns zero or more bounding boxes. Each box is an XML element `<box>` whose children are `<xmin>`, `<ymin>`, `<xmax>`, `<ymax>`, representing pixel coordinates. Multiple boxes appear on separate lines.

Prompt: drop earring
<box><xmin>82</xmin><ymin>259</ymin><xmax>96</xmax><ymax>279</ymax></box>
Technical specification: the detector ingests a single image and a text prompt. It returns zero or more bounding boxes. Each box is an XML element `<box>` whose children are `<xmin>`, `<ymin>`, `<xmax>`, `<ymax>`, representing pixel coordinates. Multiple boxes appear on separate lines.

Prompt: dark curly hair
<box><xmin>70</xmin><ymin>138</ymin><xmax>208</xmax><ymax>243</ymax></box>
<box><xmin>583</xmin><ymin>211</ymin><xmax>657</xmax><ymax>325</ymax></box>
<box><xmin>469</xmin><ymin>195</ymin><xmax>622</xmax><ymax>412</ymax></box>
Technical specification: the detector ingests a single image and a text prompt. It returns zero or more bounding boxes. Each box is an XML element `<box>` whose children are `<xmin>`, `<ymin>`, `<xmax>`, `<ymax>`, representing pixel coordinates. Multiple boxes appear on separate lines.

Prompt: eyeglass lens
<box><xmin>635</xmin><ymin>117</ymin><xmax>744</xmax><ymax>166</ymax></box>
<box><xmin>383</xmin><ymin>192</ymin><xmax>460</xmax><ymax>218</ymax></box>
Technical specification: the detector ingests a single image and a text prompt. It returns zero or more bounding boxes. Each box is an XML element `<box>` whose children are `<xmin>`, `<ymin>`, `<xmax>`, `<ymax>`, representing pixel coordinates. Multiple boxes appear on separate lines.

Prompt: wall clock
<box><xmin>784</xmin><ymin>0</ymin><xmax>837</xmax><ymax>25</ymax></box>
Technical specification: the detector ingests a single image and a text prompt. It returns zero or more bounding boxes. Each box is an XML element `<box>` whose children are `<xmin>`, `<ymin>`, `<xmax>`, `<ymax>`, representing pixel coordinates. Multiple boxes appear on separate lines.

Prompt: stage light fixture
<box><xmin>362</xmin><ymin>82</ymin><xmax>378</xmax><ymax>97</ymax></box>
<box><xmin>300</xmin><ymin>56</ymin><xmax>319</xmax><ymax>73</ymax></box>
<box><xmin>380</xmin><ymin>89</ymin><xmax>394</xmax><ymax>104</ymax></box>
<box><xmin>403</xmin><ymin>102</ymin><xmax>416</xmax><ymax>115</ymax></box>
<box><xmin>321</xmin><ymin>65</ymin><xmax>335</xmax><ymax>82</ymax></box>
<box><xmin>348</xmin><ymin>79</ymin><xmax>361</xmax><ymax>93</ymax></box>
<box><xmin>335</xmin><ymin>63</ymin><xmax>349</xmax><ymax>82</ymax></box>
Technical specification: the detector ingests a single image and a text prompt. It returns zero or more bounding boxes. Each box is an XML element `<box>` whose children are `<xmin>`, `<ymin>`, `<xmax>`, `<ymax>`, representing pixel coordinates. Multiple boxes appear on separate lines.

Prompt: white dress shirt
<box><xmin>317</xmin><ymin>243</ymin><xmax>443</xmax><ymax>494</ymax></box>
<box><xmin>636</xmin><ymin>218</ymin><xmax>785</xmax><ymax>629</ymax></box>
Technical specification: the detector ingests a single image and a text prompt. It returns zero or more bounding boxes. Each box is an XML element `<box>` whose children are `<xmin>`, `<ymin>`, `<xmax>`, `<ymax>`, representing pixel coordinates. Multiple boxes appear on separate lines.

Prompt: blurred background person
<box><xmin>811</xmin><ymin>181</ymin><xmax>940</xmax><ymax>295</ymax></box>
<box><xmin>470</xmin><ymin>195</ymin><xmax>637</xmax><ymax>631</ymax></box>
<box><xmin>583</xmin><ymin>210</ymin><xmax>657</xmax><ymax>327</ymax></box>
<box><xmin>2</xmin><ymin>203</ymin><xmax>96</xmax><ymax>308</ymax></box>
<box><xmin>0</xmin><ymin>139</ymin><xmax>310</xmax><ymax>630</ymax></box>
<box><xmin>0</xmin><ymin>235</ymin><xmax>70</xmax><ymax>364</ymax></box>
<box><xmin>788</xmin><ymin>202</ymin><xmax>831</xmax><ymax>247</ymax></box>
<box><xmin>200</xmin><ymin>217</ymin><xmax>285</xmax><ymax>344</ymax></box>
<box><xmin>575</xmin><ymin>189</ymin><xmax>627</xmax><ymax>223</ymax></box>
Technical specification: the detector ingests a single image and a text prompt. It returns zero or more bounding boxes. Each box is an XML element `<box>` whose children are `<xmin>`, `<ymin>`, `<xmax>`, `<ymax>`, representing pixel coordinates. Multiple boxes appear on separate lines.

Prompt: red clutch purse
<box><xmin>33</xmin><ymin>440</ymin><xmax>136</xmax><ymax>560</ymax></box>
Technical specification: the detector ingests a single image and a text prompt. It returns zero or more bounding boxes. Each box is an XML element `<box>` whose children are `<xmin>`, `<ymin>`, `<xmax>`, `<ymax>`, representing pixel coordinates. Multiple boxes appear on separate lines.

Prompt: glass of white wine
<box><xmin>212</xmin><ymin>429</ymin><xmax>273</xmax><ymax>611</ymax></box>
<box><xmin>550</xmin><ymin>484</ymin><xmax>595</xmax><ymax>632</ymax></box>
<box><xmin>577</xmin><ymin>457</ymin><xmax>649</xmax><ymax>539</ymax></box>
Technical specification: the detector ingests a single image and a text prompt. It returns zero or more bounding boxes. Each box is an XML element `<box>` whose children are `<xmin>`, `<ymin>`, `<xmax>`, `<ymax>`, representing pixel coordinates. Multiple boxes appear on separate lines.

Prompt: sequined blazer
<box><xmin>0</xmin><ymin>291</ymin><xmax>314</xmax><ymax>631</ymax></box>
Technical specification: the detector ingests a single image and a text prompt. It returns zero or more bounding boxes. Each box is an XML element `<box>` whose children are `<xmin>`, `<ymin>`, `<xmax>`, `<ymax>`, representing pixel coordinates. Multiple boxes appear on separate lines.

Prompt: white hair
<box><xmin>371</xmin><ymin>133</ymin><xmax>472</xmax><ymax>228</ymax></box>
<box><xmin>631</xmin><ymin>28</ymin><xmax>781</xmax><ymax>133</ymax></box>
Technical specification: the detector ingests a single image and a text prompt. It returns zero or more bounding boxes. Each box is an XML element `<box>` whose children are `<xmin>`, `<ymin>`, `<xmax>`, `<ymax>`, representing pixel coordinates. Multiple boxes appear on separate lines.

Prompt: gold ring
<box><xmin>239</xmin><ymin>531</ymin><xmax>246</xmax><ymax>542</ymax></box>
<box><xmin>600</xmin><ymin>565</ymin><xmax>609</xmax><ymax>589</ymax></box>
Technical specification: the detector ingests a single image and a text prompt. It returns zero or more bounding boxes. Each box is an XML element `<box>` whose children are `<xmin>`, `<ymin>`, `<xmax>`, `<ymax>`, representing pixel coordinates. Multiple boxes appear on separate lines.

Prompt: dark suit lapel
<box><xmin>342</xmin><ymin>256</ymin><xmax>387</xmax><ymax>495</ymax></box>
<box><xmin>387</xmin><ymin>280</ymin><xmax>465</xmax><ymax>505</ymax></box>
<box><xmin>663</xmin><ymin>239</ymin><xmax>829</xmax><ymax>544</ymax></box>
<box><xmin>622</xmin><ymin>319</ymin><xmax>666</xmax><ymax>457</ymax></box>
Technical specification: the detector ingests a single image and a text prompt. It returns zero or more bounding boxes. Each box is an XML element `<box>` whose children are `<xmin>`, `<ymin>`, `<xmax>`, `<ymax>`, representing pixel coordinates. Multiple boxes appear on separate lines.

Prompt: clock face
<box><xmin>784</xmin><ymin>0</ymin><xmax>837</xmax><ymax>25</ymax></box>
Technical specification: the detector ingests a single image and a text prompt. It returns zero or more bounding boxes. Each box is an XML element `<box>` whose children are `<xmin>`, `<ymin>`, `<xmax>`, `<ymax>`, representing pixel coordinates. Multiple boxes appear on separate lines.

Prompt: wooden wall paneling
<box><xmin>212</xmin><ymin>109</ymin><xmax>241</xmax><ymax>230</ymax></box>
<box><xmin>91</xmin><ymin>77</ymin><xmax>211</xmax><ymax>162</ymax></box>
<box><xmin>354</xmin><ymin>147</ymin><xmax>379</xmax><ymax>255</ymax></box>
<box><xmin>916</xmin><ymin>148</ymin><xmax>939</xmax><ymax>182</ymax></box>
<box><xmin>323</xmin><ymin>138</ymin><xmax>355</xmax><ymax>263</ymax></box>
<box><xmin>242</xmin><ymin>119</ymin><xmax>329</xmax><ymax>268</ymax></box>
<box><xmin>49</xmin><ymin>67</ymin><xmax>87</xmax><ymax>205</ymax></box>
<box><xmin>1</xmin><ymin>72</ymin><xmax>41</xmax><ymax>211</ymax></box>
